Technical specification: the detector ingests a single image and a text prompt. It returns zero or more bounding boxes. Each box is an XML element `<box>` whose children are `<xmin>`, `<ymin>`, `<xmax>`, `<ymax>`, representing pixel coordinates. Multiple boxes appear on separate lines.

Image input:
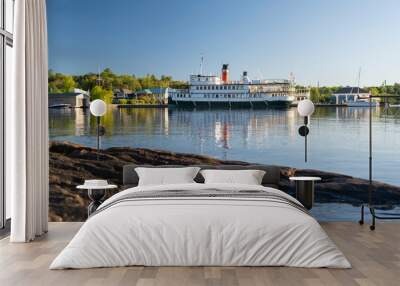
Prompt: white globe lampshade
<box><xmin>297</xmin><ymin>99</ymin><xmax>315</xmax><ymax>117</ymax></box>
<box><xmin>90</xmin><ymin>99</ymin><xmax>107</xmax><ymax>117</ymax></box>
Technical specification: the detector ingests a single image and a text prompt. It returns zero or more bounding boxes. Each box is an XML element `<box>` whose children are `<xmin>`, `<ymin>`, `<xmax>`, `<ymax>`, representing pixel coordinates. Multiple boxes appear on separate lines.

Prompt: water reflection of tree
<box><xmin>48</xmin><ymin>108</ymin><xmax>78</xmax><ymax>136</ymax></box>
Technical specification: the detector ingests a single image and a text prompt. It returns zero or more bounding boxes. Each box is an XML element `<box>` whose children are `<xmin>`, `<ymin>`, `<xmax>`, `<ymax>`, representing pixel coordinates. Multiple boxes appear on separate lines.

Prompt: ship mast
<box><xmin>199</xmin><ymin>55</ymin><xmax>204</xmax><ymax>75</ymax></box>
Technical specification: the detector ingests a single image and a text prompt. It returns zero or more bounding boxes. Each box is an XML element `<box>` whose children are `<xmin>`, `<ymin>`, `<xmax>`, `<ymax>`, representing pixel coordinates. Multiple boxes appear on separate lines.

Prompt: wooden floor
<box><xmin>0</xmin><ymin>222</ymin><xmax>399</xmax><ymax>286</ymax></box>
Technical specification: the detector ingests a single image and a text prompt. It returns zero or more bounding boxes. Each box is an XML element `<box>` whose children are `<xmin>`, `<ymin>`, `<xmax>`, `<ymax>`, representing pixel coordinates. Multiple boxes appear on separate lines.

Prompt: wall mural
<box><xmin>47</xmin><ymin>2</ymin><xmax>400</xmax><ymax>222</ymax></box>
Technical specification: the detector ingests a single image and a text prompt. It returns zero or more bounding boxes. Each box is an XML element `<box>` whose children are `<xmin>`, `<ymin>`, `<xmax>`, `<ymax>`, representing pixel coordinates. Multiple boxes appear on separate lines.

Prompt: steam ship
<box><xmin>169</xmin><ymin>64</ymin><xmax>302</xmax><ymax>108</ymax></box>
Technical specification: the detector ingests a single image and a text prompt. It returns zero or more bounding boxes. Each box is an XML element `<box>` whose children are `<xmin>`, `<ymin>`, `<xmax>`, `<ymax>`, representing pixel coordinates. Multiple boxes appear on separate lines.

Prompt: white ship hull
<box><xmin>170</xmin><ymin>95</ymin><xmax>294</xmax><ymax>108</ymax></box>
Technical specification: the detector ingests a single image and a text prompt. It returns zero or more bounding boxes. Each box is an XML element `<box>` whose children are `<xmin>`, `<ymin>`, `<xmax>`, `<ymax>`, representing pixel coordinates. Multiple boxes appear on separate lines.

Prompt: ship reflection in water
<box><xmin>49</xmin><ymin>106</ymin><xmax>400</xmax><ymax>186</ymax></box>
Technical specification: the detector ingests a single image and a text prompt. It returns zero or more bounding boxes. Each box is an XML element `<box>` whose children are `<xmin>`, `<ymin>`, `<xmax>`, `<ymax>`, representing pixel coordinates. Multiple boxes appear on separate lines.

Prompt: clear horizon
<box><xmin>47</xmin><ymin>0</ymin><xmax>400</xmax><ymax>87</ymax></box>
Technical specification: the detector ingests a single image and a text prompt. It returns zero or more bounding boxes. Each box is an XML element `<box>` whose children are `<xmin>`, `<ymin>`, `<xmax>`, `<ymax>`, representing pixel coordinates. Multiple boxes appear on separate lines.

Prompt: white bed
<box><xmin>50</xmin><ymin>183</ymin><xmax>351</xmax><ymax>269</ymax></box>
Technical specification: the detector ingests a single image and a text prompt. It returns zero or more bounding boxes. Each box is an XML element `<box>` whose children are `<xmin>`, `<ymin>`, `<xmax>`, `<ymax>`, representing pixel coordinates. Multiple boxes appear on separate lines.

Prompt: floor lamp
<box><xmin>297</xmin><ymin>99</ymin><xmax>315</xmax><ymax>162</ymax></box>
<box><xmin>90</xmin><ymin>99</ymin><xmax>107</xmax><ymax>160</ymax></box>
<box><xmin>359</xmin><ymin>95</ymin><xmax>400</xmax><ymax>230</ymax></box>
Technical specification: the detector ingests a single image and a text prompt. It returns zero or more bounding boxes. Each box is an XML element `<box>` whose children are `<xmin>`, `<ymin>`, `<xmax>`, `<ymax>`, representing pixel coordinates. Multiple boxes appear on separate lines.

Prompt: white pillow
<box><xmin>135</xmin><ymin>167</ymin><xmax>200</xmax><ymax>186</ymax></box>
<box><xmin>200</xmin><ymin>169</ymin><xmax>266</xmax><ymax>185</ymax></box>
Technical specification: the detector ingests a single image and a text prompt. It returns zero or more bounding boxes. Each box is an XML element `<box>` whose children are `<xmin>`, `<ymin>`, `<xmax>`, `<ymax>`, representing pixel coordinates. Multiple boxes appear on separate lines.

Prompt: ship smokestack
<box><xmin>221</xmin><ymin>64</ymin><xmax>229</xmax><ymax>83</ymax></box>
<box><xmin>242</xmin><ymin>71</ymin><xmax>250</xmax><ymax>83</ymax></box>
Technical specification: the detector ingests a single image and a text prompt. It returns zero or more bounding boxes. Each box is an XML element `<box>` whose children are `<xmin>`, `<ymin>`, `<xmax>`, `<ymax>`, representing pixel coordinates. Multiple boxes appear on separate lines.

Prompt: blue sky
<box><xmin>47</xmin><ymin>0</ymin><xmax>400</xmax><ymax>86</ymax></box>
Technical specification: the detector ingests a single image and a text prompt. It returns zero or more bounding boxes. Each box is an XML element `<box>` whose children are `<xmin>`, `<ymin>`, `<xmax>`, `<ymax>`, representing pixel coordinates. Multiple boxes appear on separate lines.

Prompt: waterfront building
<box><xmin>136</xmin><ymin>88</ymin><xmax>169</xmax><ymax>104</ymax></box>
<box><xmin>48</xmin><ymin>88</ymin><xmax>90</xmax><ymax>108</ymax></box>
<box><xmin>113</xmin><ymin>88</ymin><xmax>133</xmax><ymax>99</ymax></box>
<box><xmin>332</xmin><ymin>87</ymin><xmax>370</xmax><ymax>105</ymax></box>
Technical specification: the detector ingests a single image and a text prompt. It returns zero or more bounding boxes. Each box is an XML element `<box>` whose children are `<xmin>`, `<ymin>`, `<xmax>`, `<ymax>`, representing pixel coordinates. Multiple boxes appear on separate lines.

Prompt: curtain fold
<box><xmin>9</xmin><ymin>0</ymin><xmax>49</xmax><ymax>242</ymax></box>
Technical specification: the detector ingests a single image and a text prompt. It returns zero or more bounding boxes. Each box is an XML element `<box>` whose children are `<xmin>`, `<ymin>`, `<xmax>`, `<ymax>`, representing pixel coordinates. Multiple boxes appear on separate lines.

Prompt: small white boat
<box><xmin>389</xmin><ymin>104</ymin><xmax>400</xmax><ymax>108</ymax></box>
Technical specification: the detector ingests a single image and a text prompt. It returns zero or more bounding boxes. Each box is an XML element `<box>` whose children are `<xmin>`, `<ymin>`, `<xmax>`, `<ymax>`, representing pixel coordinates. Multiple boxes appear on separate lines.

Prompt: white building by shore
<box><xmin>48</xmin><ymin>88</ymin><xmax>90</xmax><ymax>108</ymax></box>
<box><xmin>332</xmin><ymin>87</ymin><xmax>369</xmax><ymax>105</ymax></box>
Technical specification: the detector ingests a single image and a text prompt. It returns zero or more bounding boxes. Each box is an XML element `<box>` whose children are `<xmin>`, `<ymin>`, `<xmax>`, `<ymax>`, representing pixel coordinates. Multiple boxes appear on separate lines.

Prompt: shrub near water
<box><xmin>117</xmin><ymin>96</ymin><xmax>159</xmax><ymax>105</ymax></box>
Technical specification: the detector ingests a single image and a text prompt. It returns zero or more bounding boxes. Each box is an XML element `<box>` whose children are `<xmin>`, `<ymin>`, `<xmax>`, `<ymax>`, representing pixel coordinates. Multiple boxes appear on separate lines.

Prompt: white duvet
<box><xmin>50</xmin><ymin>183</ymin><xmax>351</xmax><ymax>269</ymax></box>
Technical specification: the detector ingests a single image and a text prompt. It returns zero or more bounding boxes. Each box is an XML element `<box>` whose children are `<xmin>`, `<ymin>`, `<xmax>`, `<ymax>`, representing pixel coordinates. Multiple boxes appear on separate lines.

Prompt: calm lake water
<box><xmin>49</xmin><ymin>106</ymin><xmax>400</xmax><ymax>221</ymax></box>
<box><xmin>49</xmin><ymin>106</ymin><xmax>400</xmax><ymax>186</ymax></box>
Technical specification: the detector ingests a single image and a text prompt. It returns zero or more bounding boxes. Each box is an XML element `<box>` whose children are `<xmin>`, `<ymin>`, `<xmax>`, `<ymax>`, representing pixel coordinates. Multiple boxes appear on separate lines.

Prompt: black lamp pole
<box><xmin>298</xmin><ymin>116</ymin><xmax>310</xmax><ymax>163</ymax></box>
<box><xmin>90</xmin><ymin>99</ymin><xmax>107</xmax><ymax>161</ymax></box>
<box><xmin>304</xmin><ymin>116</ymin><xmax>308</xmax><ymax>162</ymax></box>
<box><xmin>368</xmin><ymin>94</ymin><xmax>374</xmax><ymax>228</ymax></box>
<box><xmin>96</xmin><ymin>116</ymin><xmax>100</xmax><ymax>160</ymax></box>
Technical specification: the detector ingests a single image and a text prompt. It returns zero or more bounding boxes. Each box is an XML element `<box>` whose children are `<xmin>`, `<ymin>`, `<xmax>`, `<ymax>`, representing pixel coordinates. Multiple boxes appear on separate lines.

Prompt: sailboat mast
<box><xmin>357</xmin><ymin>67</ymin><xmax>361</xmax><ymax>98</ymax></box>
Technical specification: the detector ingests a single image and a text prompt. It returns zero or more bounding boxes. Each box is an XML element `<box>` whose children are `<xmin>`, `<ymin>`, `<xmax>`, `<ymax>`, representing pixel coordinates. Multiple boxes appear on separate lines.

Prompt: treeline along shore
<box><xmin>49</xmin><ymin>141</ymin><xmax>400</xmax><ymax>222</ymax></box>
<box><xmin>48</xmin><ymin>69</ymin><xmax>400</xmax><ymax>105</ymax></box>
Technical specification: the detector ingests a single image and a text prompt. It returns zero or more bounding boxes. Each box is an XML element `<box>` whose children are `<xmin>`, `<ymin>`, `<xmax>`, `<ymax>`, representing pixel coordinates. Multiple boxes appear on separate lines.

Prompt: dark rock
<box><xmin>49</xmin><ymin>141</ymin><xmax>400</xmax><ymax>222</ymax></box>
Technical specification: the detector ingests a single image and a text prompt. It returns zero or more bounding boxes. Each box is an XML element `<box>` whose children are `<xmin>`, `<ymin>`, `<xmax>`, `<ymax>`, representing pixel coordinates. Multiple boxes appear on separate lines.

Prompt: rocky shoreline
<box><xmin>49</xmin><ymin>141</ymin><xmax>400</xmax><ymax>222</ymax></box>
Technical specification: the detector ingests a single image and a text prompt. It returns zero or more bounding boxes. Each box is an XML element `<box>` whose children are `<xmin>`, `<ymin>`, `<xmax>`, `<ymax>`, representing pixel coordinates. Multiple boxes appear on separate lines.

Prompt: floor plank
<box><xmin>0</xmin><ymin>222</ymin><xmax>399</xmax><ymax>286</ymax></box>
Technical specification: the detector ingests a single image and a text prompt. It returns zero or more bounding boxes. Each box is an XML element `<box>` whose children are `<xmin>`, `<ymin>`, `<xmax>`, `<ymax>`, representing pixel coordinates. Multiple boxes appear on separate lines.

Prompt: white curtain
<box><xmin>8</xmin><ymin>0</ymin><xmax>49</xmax><ymax>242</ymax></box>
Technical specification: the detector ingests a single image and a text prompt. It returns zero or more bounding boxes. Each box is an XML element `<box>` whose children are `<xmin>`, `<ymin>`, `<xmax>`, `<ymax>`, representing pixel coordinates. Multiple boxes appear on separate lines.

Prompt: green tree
<box><xmin>369</xmin><ymin>87</ymin><xmax>380</xmax><ymax>96</ymax></box>
<box><xmin>310</xmin><ymin>87</ymin><xmax>321</xmax><ymax>103</ymax></box>
<box><xmin>62</xmin><ymin>76</ymin><xmax>76</xmax><ymax>92</ymax></box>
<box><xmin>90</xmin><ymin>86</ymin><xmax>114</xmax><ymax>104</ymax></box>
<box><xmin>49</xmin><ymin>69</ymin><xmax>187</xmax><ymax>94</ymax></box>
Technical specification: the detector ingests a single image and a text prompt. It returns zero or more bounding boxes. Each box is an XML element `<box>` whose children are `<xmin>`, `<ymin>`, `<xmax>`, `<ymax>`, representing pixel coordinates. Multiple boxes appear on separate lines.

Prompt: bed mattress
<box><xmin>50</xmin><ymin>183</ymin><xmax>351</xmax><ymax>269</ymax></box>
